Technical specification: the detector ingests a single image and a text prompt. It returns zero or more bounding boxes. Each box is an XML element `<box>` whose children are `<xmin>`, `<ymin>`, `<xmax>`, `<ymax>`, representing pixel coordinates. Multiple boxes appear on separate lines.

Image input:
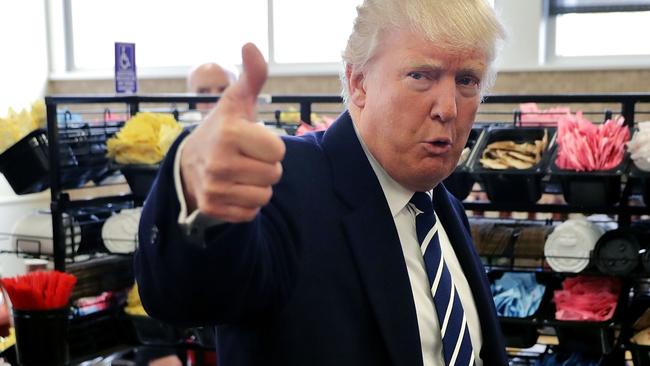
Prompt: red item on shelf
<box><xmin>1</xmin><ymin>270</ymin><xmax>77</xmax><ymax>310</ymax></box>
<box><xmin>554</xmin><ymin>276</ymin><xmax>621</xmax><ymax>321</ymax></box>
<box><xmin>519</xmin><ymin>103</ymin><xmax>572</xmax><ymax>126</ymax></box>
<box><xmin>555</xmin><ymin>113</ymin><xmax>630</xmax><ymax>171</ymax></box>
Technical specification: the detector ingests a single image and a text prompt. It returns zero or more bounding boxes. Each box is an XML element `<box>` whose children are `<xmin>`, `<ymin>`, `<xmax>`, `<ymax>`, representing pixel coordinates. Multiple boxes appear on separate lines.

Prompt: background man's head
<box><xmin>187</xmin><ymin>63</ymin><xmax>237</xmax><ymax>111</ymax></box>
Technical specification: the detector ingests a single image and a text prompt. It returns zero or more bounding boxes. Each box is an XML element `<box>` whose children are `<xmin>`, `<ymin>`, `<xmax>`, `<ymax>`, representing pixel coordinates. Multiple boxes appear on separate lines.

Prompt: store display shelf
<box><xmin>464</xmin><ymin>201</ymin><xmax>648</xmax><ymax>215</ymax></box>
<box><xmin>32</xmin><ymin>93</ymin><xmax>650</xmax><ymax>364</ymax></box>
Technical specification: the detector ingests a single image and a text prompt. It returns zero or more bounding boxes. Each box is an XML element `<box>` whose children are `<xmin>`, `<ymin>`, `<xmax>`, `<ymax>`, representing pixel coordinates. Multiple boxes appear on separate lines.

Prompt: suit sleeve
<box><xmin>134</xmin><ymin>131</ymin><xmax>299</xmax><ymax>327</ymax></box>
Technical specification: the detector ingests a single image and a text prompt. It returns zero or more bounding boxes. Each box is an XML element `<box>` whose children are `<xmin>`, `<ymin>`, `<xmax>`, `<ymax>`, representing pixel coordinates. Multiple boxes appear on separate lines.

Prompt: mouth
<box><xmin>423</xmin><ymin>138</ymin><xmax>453</xmax><ymax>155</ymax></box>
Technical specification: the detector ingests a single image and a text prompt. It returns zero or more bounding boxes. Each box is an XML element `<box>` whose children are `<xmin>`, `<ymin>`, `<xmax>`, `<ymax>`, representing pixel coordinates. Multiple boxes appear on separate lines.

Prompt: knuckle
<box><xmin>276</xmin><ymin>139</ymin><xmax>287</xmax><ymax>160</ymax></box>
<box><xmin>271</xmin><ymin>163</ymin><xmax>283</xmax><ymax>184</ymax></box>
<box><xmin>207</xmin><ymin>183</ymin><xmax>231</xmax><ymax>201</ymax></box>
<box><xmin>261</xmin><ymin>187</ymin><xmax>273</xmax><ymax>204</ymax></box>
<box><xmin>207</xmin><ymin>159</ymin><xmax>238</xmax><ymax>180</ymax></box>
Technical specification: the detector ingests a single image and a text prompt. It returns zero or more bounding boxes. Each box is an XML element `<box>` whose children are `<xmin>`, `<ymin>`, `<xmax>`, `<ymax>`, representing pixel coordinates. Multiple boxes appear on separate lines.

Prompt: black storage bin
<box><xmin>548</xmin><ymin>146</ymin><xmax>628</xmax><ymax>209</ymax></box>
<box><xmin>470</xmin><ymin>126</ymin><xmax>554</xmax><ymax>204</ymax></box>
<box><xmin>443</xmin><ymin>127</ymin><xmax>484</xmax><ymax>200</ymax></box>
<box><xmin>0</xmin><ymin>128</ymin><xmax>50</xmax><ymax>194</ymax></box>
<box><xmin>119</xmin><ymin>164</ymin><xmax>160</xmax><ymax>199</ymax></box>
<box><xmin>629</xmin><ymin>344</ymin><xmax>650</xmax><ymax>366</ymax></box>
<box><xmin>548</xmin><ymin>278</ymin><xmax>627</xmax><ymax>355</ymax></box>
<box><xmin>489</xmin><ymin>271</ymin><xmax>552</xmax><ymax>348</ymax></box>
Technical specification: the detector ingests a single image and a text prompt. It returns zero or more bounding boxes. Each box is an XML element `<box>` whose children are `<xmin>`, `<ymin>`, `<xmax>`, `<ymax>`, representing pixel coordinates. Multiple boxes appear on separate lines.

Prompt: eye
<box><xmin>457</xmin><ymin>75</ymin><xmax>480</xmax><ymax>88</ymax></box>
<box><xmin>407</xmin><ymin>71</ymin><xmax>425</xmax><ymax>80</ymax></box>
<box><xmin>197</xmin><ymin>87</ymin><xmax>211</xmax><ymax>94</ymax></box>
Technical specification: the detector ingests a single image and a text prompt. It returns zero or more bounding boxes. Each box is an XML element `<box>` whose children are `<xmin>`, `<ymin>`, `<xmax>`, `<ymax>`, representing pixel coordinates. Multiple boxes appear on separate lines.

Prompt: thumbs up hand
<box><xmin>180</xmin><ymin>43</ymin><xmax>286</xmax><ymax>223</ymax></box>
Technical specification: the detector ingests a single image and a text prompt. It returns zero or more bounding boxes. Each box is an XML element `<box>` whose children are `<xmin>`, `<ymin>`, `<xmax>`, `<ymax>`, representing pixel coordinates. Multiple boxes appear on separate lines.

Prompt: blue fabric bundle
<box><xmin>490</xmin><ymin>272</ymin><xmax>545</xmax><ymax>318</ymax></box>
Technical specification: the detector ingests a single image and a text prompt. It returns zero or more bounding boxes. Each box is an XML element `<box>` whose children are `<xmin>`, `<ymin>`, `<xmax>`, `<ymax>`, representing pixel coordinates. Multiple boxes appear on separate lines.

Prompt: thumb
<box><xmin>216</xmin><ymin>43</ymin><xmax>268</xmax><ymax>120</ymax></box>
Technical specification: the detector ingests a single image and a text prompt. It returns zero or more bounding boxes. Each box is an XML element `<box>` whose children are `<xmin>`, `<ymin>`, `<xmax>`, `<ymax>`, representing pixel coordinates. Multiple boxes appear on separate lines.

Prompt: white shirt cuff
<box><xmin>174</xmin><ymin>138</ymin><xmax>223</xmax><ymax>240</ymax></box>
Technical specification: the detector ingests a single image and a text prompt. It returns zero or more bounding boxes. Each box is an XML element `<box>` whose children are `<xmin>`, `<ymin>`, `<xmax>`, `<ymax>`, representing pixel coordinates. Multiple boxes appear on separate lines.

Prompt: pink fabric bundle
<box><xmin>519</xmin><ymin>103</ymin><xmax>572</xmax><ymax>126</ymax></box>
<box><xmin>554</xmin><ymin>276</ymin><xmax>621</xmax><ymax>321</ymax></box>
<box><xmin>555</xmin><ymin>113</ymin><xmax>630</xmax><ymax>171</ymax></box>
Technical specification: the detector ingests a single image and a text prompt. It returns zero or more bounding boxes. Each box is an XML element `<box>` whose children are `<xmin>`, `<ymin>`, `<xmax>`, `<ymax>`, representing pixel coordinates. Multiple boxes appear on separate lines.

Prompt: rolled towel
<box><xmin>545</xmin><ymin>219</ymin><xmax>604</xmax><ymax>273</ymax></box>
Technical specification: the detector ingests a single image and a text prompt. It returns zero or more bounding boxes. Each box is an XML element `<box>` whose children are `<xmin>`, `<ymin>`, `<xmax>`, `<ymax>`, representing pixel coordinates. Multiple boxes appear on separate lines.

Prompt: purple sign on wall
<box><xmin>115</xmin><ymin>42</ymin><xmax>137</xmax><ymax>94</ymax></box>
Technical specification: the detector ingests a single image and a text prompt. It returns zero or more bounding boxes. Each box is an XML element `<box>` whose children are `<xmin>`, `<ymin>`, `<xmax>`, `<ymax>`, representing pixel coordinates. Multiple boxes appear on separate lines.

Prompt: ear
<box><xmin>346</xmin><ymin>64</ymin><xmax>366</xmax><ymax>109</ymax></box>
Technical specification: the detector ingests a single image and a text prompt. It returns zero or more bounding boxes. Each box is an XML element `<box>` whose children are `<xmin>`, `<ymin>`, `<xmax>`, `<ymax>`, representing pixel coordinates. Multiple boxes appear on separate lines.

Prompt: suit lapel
<box><xmin>433</xmin><ymin>185</ymin><xmax>504</xmax><ymax>364</ymax></box>
<box><xmin>322</xmin><ymin>112</ymin><xmax>423</xmax><ymax>366</ymax></box>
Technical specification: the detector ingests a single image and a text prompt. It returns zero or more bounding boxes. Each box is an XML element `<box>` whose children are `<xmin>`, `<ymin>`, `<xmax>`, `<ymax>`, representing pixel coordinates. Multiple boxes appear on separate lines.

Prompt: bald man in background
<box><xmin>187</xmin><ymin>63</ymin><xmax>237</xmax><ymax>111</ymax></box>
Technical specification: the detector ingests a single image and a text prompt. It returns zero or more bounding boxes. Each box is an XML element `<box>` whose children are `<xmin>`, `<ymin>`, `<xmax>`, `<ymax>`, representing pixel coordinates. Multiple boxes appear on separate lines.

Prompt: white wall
<box><xmin>0</xmin><ymin>0</ymin><xmax>51</xmax><ymax>274</ymax></box>
<box><xmin>0</xmin><ymin>1</ymin><xmax>49</xmax><ymax>113</ymax></box>
<box><xmin>0</xmin><ymin>0</ymin><xmax>50</xmax><ymax>197</ymax></box>
<box><xmin>495</xmin><ymin>0</ymin><xmax>546</xmax><ymax>71</ymax></box>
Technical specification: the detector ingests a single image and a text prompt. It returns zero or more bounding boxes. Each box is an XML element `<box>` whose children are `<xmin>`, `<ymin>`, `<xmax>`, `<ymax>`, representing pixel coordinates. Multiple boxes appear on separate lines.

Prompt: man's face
<box><xmin>350</xmin><ymin>29</ymin><xmax>487</xmax><ymax>192</ymax></box>
<box><xmin>189</xmin><ymin>66</ymin><xmax>232</xmax><ymax>111</ymax></box>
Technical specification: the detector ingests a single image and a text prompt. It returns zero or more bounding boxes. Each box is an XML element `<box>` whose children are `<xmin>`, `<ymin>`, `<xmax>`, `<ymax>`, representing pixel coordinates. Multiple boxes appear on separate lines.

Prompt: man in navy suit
<box><xmin>135</xmin><ymin>0</ymin><xmax>508</xmax><ymax>365</ymax></box>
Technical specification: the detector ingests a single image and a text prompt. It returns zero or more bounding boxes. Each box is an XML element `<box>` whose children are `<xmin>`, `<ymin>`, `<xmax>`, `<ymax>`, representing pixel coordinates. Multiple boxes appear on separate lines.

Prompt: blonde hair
<box><xmin>341</xmin><ymin>0</ymin><xmax>506</xmax><ymax>101</ymax></box>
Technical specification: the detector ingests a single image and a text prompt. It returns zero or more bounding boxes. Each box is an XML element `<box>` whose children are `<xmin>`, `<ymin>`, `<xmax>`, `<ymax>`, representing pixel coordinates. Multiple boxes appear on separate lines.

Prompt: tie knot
<box><xmin>410</xmin><ymin>192</ymin><xmax>433</xmax><ymax>214</ymax></box>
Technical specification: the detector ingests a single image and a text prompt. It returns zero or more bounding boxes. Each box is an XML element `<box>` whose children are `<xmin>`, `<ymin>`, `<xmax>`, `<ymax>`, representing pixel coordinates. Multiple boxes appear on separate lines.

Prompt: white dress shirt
<box><xmin>173</xmin><ymin>126</ymin><xmax>483</xmax><ymax>365</ymax></box>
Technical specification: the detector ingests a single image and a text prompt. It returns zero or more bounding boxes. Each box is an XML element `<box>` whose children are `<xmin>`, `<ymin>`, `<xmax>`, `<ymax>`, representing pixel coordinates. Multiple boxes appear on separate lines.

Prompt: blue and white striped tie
<box><xmin>410</xmin><ymin>192</ymin><xmax>475</xmax><ymax>366</ymax></box>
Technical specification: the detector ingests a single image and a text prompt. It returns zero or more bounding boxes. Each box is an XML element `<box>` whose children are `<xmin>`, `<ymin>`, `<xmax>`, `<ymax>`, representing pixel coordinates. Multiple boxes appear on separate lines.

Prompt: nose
<box><xmin>429</xmin><ymin>78</ymin><xmax>458</xmax><ymax>123</ymax></box>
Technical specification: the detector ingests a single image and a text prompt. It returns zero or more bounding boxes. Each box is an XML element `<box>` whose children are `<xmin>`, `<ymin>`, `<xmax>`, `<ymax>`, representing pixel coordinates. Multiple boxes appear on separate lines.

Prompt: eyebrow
<box><xmin>404</xmin><ymin>62</ymin><xmax>486</xmax><ymax>77</ymax></box>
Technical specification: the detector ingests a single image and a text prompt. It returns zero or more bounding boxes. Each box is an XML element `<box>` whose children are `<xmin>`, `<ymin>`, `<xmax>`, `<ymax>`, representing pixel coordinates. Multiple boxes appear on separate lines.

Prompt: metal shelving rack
<box><xmin>41</xmin><ymin>92</ymin><xmax>650</xmax><ymax>364</ymax></box>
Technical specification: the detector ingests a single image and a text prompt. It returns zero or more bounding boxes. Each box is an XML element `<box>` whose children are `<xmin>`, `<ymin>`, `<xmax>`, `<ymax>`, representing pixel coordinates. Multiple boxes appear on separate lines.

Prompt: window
<box><xmin>68</xmin><ymin>0</ymin><xmax>268</xmax><ymax>71</ymax></box>
<box><xmin>272</xmin><ymin>0</ymin><xmax>362</xmax><ymax>64</ymax></box>
<box><xmin>60</xmin><ymin>0</ymin><xmax>363</xmax><ymax>75</ymax></box>
<box><xmin>549</xmin><ymin>0</ymin><xmax>650</xmax><ymax>58</ymax></box>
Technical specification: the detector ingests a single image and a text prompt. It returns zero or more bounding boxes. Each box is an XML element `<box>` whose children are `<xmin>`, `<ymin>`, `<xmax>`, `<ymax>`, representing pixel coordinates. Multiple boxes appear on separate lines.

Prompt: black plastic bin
<box><xmin>470</xmin><ymin>126</ymin><xmax>555</xmax><ymax>204</ymax></box>
<box><xmin>119</xmin><ymin>164</ymin><xmax>160</xmax><ymax>199</ymax></box>
<box><xmin>547</xmin><ymin>277</ymin><xmax>627</xmax><ymax>356</ymax></box>
<box><xmin>548</xmin><ymin>146</ymin><xmax>628</xmax><ymax>209</ymax></box>
<box><xmin>629</xmin><ymin>343</ymin><xmax>650</xmax><ymax>366</ymax></box>
<box><xmin>13</xmin><ymin>307</ymin><xmax>71</xmax><ymax>366</ymax></box>
<box><xmin>0</xmin><ymin>129</ymin><xmax>50</xmax><ymax>194</ymax></box>
<box><xmin>443</xmin><ymin>127</ymin><xmax>484</xmax><ymax>200</ymax></box>
<box><xmin>489</xmin><ymin>271</ymin><xmax>554</xmax><ymax>348</ymax></box>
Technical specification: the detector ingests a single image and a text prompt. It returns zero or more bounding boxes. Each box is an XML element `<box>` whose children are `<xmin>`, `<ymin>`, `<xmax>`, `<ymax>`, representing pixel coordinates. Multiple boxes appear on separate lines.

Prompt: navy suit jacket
<box><xmin>135</xmin><ymin>111</ymin><xmax>507</xmax><ymax>366</ymax></box>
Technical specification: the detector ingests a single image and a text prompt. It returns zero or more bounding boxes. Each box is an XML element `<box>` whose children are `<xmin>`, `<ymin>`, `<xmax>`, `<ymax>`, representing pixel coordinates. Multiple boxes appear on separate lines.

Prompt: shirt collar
<box><xmin>351</xmin><ymin>120</ymin><xmax>416</xmax><ymax>218</ymax></box>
